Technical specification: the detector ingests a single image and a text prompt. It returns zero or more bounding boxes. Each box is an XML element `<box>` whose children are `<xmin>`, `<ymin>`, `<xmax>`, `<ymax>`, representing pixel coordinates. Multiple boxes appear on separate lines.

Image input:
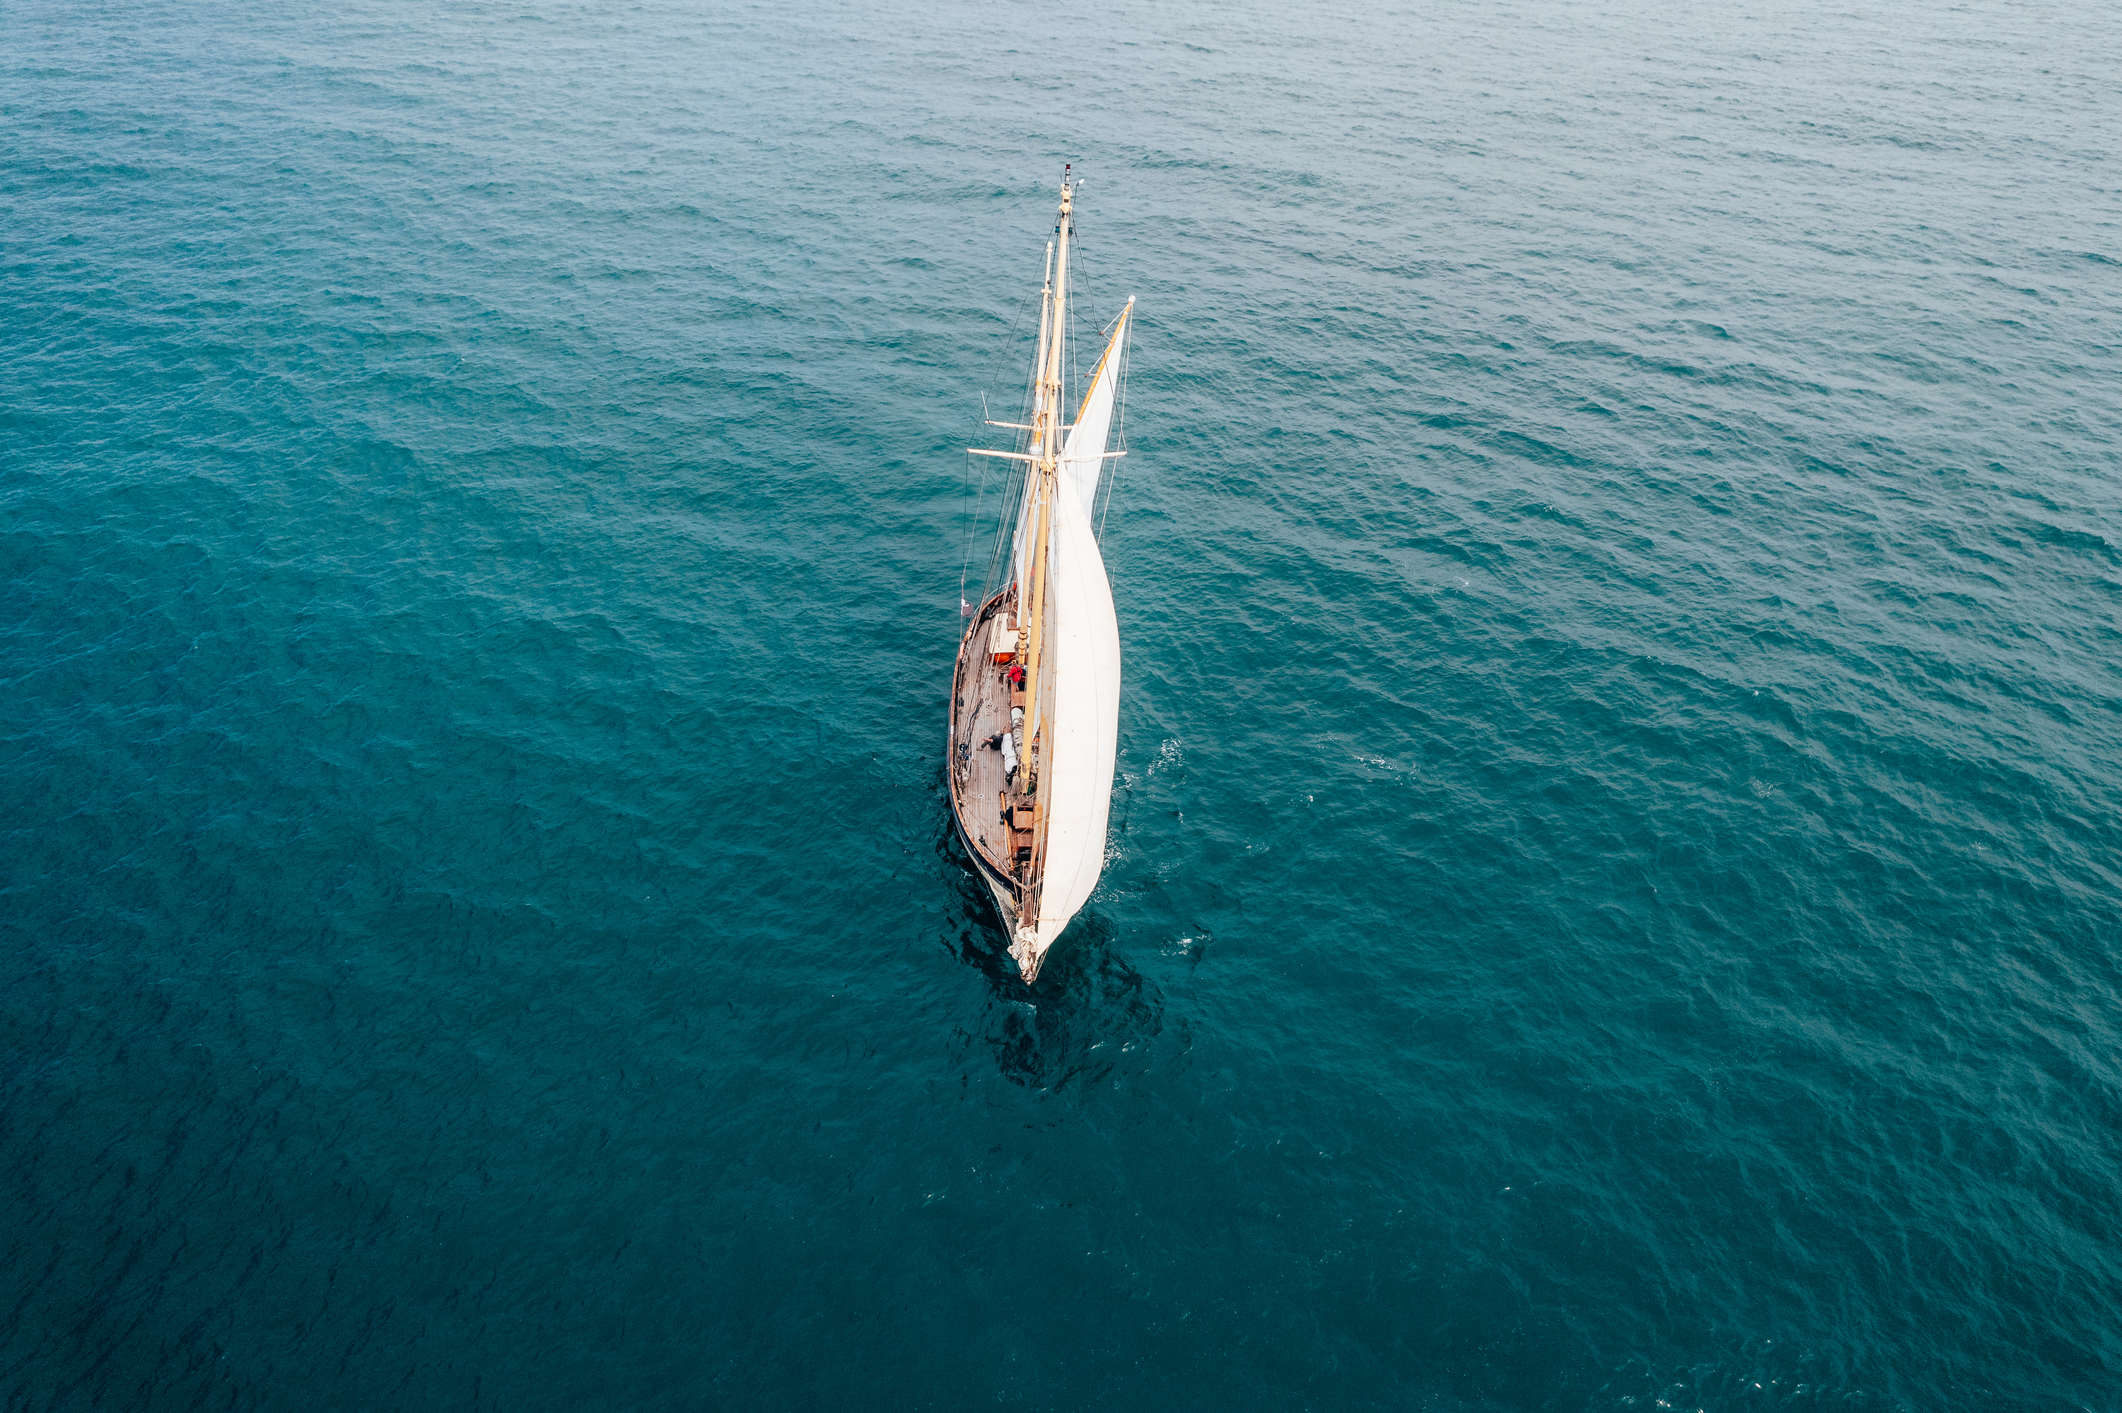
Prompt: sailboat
<box><xmin>949</xmin><ymin>173</ymin><xmax>1134</xmax><ymax>983</ymax></box>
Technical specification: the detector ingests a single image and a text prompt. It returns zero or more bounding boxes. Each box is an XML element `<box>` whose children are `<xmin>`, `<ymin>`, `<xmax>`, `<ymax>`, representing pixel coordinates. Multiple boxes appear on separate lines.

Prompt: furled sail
<box><xmin>1057</xmin><ymin>299</ymin><xmax>1133</xmax><ymax>524</ymax></box>
<box><xmin>1012</xmin><ymin>483</ymin><xmax>1122</xmax><ymax>976</ymax></box>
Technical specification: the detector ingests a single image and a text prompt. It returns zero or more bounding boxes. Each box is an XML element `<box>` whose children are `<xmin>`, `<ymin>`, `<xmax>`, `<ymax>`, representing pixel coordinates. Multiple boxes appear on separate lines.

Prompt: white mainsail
<box><xmin>1057</xmin><ymin>298</ymin><xmax>1133</xmax><ymax>523</ymax></box>
<box><xmin>1010</xmin><ymin>482</ymin><xmax>1122</xmax><ymax>976</ymax></box>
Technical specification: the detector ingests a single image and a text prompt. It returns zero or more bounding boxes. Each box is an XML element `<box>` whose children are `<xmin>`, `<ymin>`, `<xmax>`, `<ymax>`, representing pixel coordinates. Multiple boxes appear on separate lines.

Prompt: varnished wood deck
<box><xmin>949</xmin><ymin>589</ymin><xmax>1020</xmax><ymax>891</ymax></box>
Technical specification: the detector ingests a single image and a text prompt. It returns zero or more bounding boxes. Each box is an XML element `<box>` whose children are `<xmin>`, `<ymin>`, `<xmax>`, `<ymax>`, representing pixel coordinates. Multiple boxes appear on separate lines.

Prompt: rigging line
<box><xmin>1098</xmin><ymin>328</ymin><xmax>1131</xmax><ymax>540</ymax></box>
<box><xmin>957</xmin><ymin>390</ymin><xmax>1000</xmax><ymax>617</ymax></box>
<box><xmin>984</xmin><ymin>297</ymin><xmax>1042</xmax><ymax>599</ymax></box>
<box><xmin>962</xmin><ymin>389</ymin><xmax>994</xmax><ymax>572</ymax></box>
<box><xmin>1066</xmin><ymin>252</ymin><xmax>1082</xmax><ymax>426</ymax></box>
<box><xmin>961</xmin><ymin>449</ymin><xmax>995</xmax><ymax>618</ymax></box>
<box><xmin>984</xmin><ymin>336</ymin><xmax>1037</xmax><ymax>601</ymax></box>
<box><xmin>1113</xmin><ymin>308</ymin><xmax>1130</xmax><ymax>460</ymax></box>
<box><xmin>966</xmin><ymin>273</ymin><xmax>1047</xmax><ymax>605</ymax></box>
<box><xmin>1067</xmin><ymin>229</ymin><xmax>1100</xmax><ymax>433</ymax></box>
<box><xmin>962</xmin><ymin>285</ymin><xmax>1031</xmax><ymax>596</ymax></box>
<box><xmin>988</xmin><ymin>280</ymin><xmax>1042</xmax><ymax>598</ymax></box>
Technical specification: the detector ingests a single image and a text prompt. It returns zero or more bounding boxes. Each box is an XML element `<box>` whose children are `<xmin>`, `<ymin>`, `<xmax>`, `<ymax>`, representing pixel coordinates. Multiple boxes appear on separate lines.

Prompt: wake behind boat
<box><xmin>948</xmin><ymin>173</ymin><xmax>1134</xmax><ymax>983</ymax></box>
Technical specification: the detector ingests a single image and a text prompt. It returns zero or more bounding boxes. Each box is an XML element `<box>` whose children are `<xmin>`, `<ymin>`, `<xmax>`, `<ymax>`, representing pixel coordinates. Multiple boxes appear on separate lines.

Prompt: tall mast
<box><xmin>1027</xmin><ymin>239</ymin><xmax>1055</xmax><ymax>482</ymax></box>
<box><xmin>1018</xmin><ymin>174</ymin><xmax>1073</xmax><ymax>817</ymax></box>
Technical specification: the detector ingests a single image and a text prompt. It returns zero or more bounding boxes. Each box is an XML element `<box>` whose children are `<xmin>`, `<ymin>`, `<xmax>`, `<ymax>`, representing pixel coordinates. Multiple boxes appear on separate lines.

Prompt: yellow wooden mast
<box><xmin>1018</xmin><ymin>176</ymin><xmax>1072</xmax><ymax>816</ymax></box>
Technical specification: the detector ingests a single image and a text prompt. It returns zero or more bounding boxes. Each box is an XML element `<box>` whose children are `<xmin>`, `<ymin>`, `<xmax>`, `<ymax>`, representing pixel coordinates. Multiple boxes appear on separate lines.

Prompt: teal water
<box><xmin>6</xmin><ymin>0</ymin><xmax>2121</xmax><ymax>1407</ymax></box>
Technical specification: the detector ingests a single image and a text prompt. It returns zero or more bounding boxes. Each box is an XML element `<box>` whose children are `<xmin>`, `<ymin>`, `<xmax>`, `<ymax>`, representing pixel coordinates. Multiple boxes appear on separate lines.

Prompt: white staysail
<box><xmin>1057</xmin><ymin>299</ymin><xmax>1133</xmax><ymax>524</ymax></box>
<box><xmin>1011</xmin><ymin>483</ymin><xmax>1121</xmax><ymax>976</ymax></box>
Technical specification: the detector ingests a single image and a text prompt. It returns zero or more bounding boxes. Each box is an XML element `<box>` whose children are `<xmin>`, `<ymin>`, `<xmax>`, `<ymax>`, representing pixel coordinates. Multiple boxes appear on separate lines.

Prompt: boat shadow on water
<box><xmin>933</xmin><ymin>788</ymin><xmax>1169</xmax><ymax>1090</ymax></box>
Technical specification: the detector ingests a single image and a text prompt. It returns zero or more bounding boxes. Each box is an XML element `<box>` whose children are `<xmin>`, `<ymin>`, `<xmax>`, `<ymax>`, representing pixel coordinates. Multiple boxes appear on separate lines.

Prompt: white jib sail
<box><xmin>1016</xmin><ymin>482</ymin><xmax>1122</xmax><ymax>972</ymax></box>
<box><xmin>1057</xmin><ymin>299</ymin><xmax>1133</xmax><ymax>524</ymax></box>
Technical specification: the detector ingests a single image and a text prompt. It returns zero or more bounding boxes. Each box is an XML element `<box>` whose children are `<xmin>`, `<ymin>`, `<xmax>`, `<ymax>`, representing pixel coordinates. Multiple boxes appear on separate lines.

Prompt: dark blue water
<box><xmin>6</xmin><ymin>0</ymin><xmax>2121</xmax><ymax>1407</ymax></box>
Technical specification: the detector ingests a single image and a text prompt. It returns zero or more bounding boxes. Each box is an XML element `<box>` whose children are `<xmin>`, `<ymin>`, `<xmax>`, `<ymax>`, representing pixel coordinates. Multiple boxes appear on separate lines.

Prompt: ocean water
<box><xmin>5</xmin><ymin>0</ymin><xmax>2121</xmax><ymax>1407</ymax></box>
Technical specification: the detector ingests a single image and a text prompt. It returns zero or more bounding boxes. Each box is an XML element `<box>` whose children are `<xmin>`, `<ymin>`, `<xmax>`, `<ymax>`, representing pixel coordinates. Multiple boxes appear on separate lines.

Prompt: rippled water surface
<box><xmin>6</xmin><ymin>0</ymin><xmax>2122</xmax><ymax>1407</ymax></box>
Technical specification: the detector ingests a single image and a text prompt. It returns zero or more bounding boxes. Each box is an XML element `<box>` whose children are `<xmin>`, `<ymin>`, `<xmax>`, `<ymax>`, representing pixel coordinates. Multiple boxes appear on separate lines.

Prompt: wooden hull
<box><xmin>947</xmin><ymin>586</ymin><xmax>1049</xmax><ymax>980</ymax></box>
